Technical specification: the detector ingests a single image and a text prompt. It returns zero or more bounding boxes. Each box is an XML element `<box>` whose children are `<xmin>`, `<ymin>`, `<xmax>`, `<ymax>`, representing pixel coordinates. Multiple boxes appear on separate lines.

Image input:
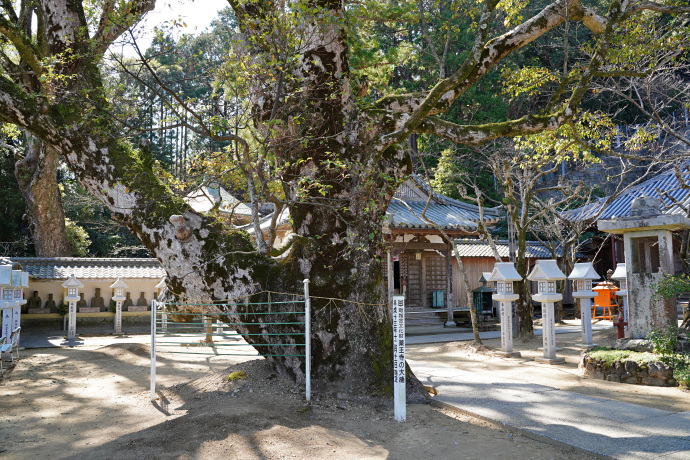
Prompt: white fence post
<box><xmin>303</xmin><ymin>279</ymin><xmax>311</xmax><ymax>402</ymax></box>
<box><xmin>392</xmin><ymin>295</ymin><xmax>406</xmax><ymax>422</ymax></box>
<box><xmin>150</xmin><ymin>300</ymin><xmax>157</xmax><ymax>402</ymax></box>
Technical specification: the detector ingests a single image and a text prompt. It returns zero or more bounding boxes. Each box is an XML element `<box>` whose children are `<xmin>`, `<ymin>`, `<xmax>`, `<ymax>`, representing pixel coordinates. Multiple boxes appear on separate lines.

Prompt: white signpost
<box><xmin>488</xmin><ymin>263</ymin><xmax>522</xmax><ymax>358</ymax></box>
<box><xmin>392</xmin><ymin>295</ymin><xmax>406</xmax><ymax>422</ymax></box>
<box><xmin>568</xmin><ymin>263</ymin><xmax>600</xmax><ymax>348</ymax></box>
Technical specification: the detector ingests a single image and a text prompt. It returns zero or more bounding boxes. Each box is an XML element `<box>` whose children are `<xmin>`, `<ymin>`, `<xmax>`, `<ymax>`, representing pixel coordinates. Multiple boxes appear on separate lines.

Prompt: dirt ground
<box><xmin>0</xmin><ymin>323</ymin><xmax>684</xmax><ymax>459</ymax></box>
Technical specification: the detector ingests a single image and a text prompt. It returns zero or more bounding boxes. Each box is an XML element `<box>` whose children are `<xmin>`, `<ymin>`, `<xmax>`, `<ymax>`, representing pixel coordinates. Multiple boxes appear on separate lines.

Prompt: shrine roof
<box><xmin>9</xmin><ymin>258</ymin><xmax>166</xmax><ymax>280</ymax></box>
<box><xmin>564</xmin><ymin>164</ymin><xmax>690</xmax><ymax>222</ymax></box>
<box><xmin>386</xmin><ymin>176</ymin><xmax>501</xmax><ymax>232</ymax></box>
<box><xmin>454</xmin><ymin>240</ymin><xmax>563</xmax><ymax>258</ymax></box>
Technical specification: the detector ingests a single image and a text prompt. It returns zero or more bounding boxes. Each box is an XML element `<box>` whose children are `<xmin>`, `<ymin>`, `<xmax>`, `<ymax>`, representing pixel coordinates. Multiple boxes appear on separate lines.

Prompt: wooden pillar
<box><xmin>421</xmin><ymin>252</ymin><xmax>427</xmax><ymax>308</ymax></box>
<box><xmin>445</xmin><ymin>247</ymin><xmax>455</xmax><ymax>327</ymax></box>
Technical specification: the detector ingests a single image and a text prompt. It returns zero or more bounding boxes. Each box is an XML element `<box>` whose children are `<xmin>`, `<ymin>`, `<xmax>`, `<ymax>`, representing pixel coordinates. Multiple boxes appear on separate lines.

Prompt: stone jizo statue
<box><xmin>122</xmin><ymin>292</ymin><xmax>133</xmax><ymax>309</ymax></box>
<box><xmin>137</xmin><ymin>292</ymin><xmax>147</xmax><ymax>307</ymax></box>
<box><xmin>44</xmin><ymin>293</ymin><xmax>56</xmax><ymax>311</ymax></box>
<box><xmin>76</xmin><ymin>293</ymin><xmax>87</xmax><ymax>309</ymax></box>
<box><xmin>28</xmin><ymin>291</ymin><xmax>42</xmax><ymax>309</ymax></box>
<box><xmin>91</xmin><ymin>287</ymin><xmax>105</xmax><ymax>310</ymax></box>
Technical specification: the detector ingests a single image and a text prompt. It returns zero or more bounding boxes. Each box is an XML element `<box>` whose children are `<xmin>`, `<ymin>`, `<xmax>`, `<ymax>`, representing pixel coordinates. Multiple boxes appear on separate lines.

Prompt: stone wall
<box><xmin>579</xmin><ymin>353</ymin><xmax>676</xmax><ymax>386</ymax></box>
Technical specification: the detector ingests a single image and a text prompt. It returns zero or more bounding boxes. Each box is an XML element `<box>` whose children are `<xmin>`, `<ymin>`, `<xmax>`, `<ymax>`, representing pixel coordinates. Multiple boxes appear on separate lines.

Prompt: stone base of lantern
<box><xmin>495</xmin><ymin>351</ymin><xmax>522</xmax><ymax>358</ymax></box>
<box><xmin>535</xmin><ymin>357</ymin><xmax>566</xmax><ymax>365</ymax></box>
<box><xmin>444</xmin><ymin>321</ymin><xmax>456</xmax><ymax>327</ymax></box>
<box><xmin>576</xmin><ymin>343</ymin><xmax>598</xmax><ymax>349</ymax></box>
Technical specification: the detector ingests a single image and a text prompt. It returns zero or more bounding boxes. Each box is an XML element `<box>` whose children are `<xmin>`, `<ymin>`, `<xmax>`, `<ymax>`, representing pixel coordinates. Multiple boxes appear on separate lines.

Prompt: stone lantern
<box><xmin>610</xmin><ymin>263</ymin><xmax>629</xmax><ymax>337</ymax></box>
<box><xmin>527</xmin><ymin>260</ymin><xmax>566</xmax><ymax>364</ymax></box>
<box><xmin>488</xmin><ymin>262</ymin><xmax>521</xmax><ymax>357</ymax></box>
<box><xmin>10</xmin><ymin>269</ymin><xmax>28</xmax><ymax>337</ymax></box>
<box><xmin>0</xmin><ymin>264</ymin><xmax>12</xmax><ymax>340</ymax></box>
<box><xmin>111</xmin><ymin>277</ymin><xmax>128</xmax><ymax>334</ymax></box>
<box><xmin>1</xmin><ymin>265</ymin><xmax>28</xmax><ymax>341</ymax></box>
<box><xmin>62</xmin><ymin>275</ymin><xmax>83</xmax><ymax>341</ymax></box>
<box><xmin>568</xmin><ymin>262</ymin><xmax>600</xmax><ymax>348</ymax></box>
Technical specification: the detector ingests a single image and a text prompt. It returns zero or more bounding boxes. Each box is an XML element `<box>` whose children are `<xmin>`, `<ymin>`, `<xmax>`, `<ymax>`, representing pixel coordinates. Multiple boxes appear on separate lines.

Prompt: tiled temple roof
<box><xmin>9</xmin><ymin>258</ymin><xmax>165</xmax><ymax>280</ymax></box>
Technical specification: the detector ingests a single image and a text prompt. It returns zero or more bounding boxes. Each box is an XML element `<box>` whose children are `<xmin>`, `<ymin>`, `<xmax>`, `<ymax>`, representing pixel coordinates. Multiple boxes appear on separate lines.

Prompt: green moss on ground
<box><xmin>588</xmin><ymin>347</ymin><xmax>658</xmax><ymax>366</ymax></box>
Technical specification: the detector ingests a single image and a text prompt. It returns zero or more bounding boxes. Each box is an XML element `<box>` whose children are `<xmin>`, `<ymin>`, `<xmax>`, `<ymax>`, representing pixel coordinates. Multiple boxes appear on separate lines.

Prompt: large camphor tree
<box><xmin>0</xmin><ymin>0</ymin><xmax>688</xmax><ymax>397</ymax></box>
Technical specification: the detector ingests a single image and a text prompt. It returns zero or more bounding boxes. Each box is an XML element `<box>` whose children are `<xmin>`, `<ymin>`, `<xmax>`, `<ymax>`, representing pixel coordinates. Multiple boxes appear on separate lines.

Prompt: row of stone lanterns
<box><xmin>62</xmin><ymin>275</ymin><xmax>132</xmax><ymax>341</ymax></box>
<box><xmin>489</xmin><ymin>259</ymin><xmax>628</xmax><ymax>364</ymax></box>
<box><xmin>0</xmin><ymin>264</ymin><xmax>29</xmax><ymax>341</ymax></box>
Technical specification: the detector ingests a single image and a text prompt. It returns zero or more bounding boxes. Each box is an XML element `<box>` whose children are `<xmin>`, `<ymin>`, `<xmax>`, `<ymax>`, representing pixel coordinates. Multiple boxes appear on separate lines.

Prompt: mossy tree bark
<box><xmin>0</xmin><ymin>0</ymin><xmax>684</xmax><ymax>396</ymax></box>
<box><xmin>14</xmin><ymin>136</ymin><xmax>71</xmax><ymax>257</ymax></box>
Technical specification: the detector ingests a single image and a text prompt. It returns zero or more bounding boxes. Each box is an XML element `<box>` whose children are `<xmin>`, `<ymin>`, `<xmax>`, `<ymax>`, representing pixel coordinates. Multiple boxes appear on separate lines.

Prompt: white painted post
<box><xmin>150</xmin><ymin>300</ymin><xmax>156</xmax><ymax>402</ymax></box>
<box><xmin>392</xmin><ymin>295</ymin><xmax>406</xmax><ymax>422</ymax></box>
<box><xmin>303</xmin><ymin>279</ymin><xmax>311</xmax><ymax>402</ymax></box>
<box><xmin>114</xmin><ymin>300</ymin><xmax>122</xmax><ymax>334</ymax></box>
<box><xmin>162</xmin><ymin>307</ymin><xmax>168</xmax><ymax>333</ymax></box>
<box><xmin>542</xmin><ymin>302</ymin><xmax>557</xmax><ymax>360</ymax></box>
<box><xmin>67</xmin><ymin>300</ymin><xmax>77</xmax><ymax>340</ymax></box>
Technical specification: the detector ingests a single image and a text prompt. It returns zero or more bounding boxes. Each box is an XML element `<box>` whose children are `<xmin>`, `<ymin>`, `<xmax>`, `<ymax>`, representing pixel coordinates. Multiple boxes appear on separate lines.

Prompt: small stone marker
<box><xmin>392</xmin><ymin>295</ymin><xmax>406</xmax><ymax>422</ymax></box>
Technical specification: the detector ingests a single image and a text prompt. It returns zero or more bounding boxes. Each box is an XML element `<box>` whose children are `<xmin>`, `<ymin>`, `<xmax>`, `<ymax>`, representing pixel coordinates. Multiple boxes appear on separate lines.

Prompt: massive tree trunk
<box><xmin>14</xmin><ymin>136</ymin><xmax>71</xmax><ymax>257</ymax></box>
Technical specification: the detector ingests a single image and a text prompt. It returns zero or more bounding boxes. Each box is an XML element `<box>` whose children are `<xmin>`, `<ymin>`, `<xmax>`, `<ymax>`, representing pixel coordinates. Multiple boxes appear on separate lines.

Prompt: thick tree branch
<box><xmin>1</xmin><ymin>0</ymin><xmax>19</xmax><ymax>23</ymax></box>
<box><xmin>413</xmin><ymin>112</ymin><xmax>565</xmax><ymax>145</ymax></box>
<box><xmin>93</xmin><ymin>0</ymin><xmax>157</xmax><ymax>56</ymax></box>
<box><xmin>625</xmin><ymin>1</ymin><xmax>690</xmax><ymax>18</ymax></box>
<box><xmin>0</xmin><ymin>16</ymin><xmax>43</xmax><ymax>75</ymax></box>
<box><xmin>374</xmin><ymin>0</ymin><xmax>606</xmax><ymax>122</ymax></box>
